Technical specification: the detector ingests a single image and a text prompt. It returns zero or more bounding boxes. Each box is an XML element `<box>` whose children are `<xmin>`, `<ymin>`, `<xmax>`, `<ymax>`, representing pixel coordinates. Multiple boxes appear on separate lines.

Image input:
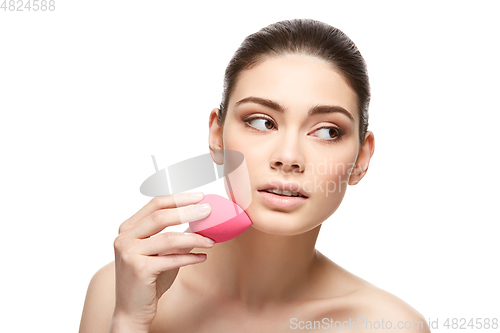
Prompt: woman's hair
<box><xmin>218</xmin><ymin>18</ymin><xmax>370</xmax><ymax>146</ymax></box>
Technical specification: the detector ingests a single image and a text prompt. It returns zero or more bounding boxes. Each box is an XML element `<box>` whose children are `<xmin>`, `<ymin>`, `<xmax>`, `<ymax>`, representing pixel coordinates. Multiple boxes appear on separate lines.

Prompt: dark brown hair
<box><xmin>218</xmin><ymin>18</ymin><xmax>370</xmax><ymax>146</ymax></box>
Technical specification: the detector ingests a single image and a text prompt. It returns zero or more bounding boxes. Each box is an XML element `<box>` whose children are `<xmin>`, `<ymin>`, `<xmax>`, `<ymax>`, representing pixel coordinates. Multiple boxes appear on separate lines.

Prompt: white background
<box><xmin>1</xmin><ymin>1</ymin><xmax>499</xmax><ymax>331</ymax></box>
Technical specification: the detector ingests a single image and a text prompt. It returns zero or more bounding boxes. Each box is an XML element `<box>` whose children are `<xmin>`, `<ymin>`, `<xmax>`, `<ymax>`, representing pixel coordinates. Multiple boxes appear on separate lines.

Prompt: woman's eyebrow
<box><xmin>234</xmin><ymin>96</ymin><xmax>354</xmax><ymax>122</ymax></box>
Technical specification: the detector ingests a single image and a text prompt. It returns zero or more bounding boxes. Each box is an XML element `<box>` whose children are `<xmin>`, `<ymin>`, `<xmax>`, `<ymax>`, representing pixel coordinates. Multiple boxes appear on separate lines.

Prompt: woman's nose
<box><xmin>270</xmin><ymin>159</ymin><xmax>304</xmax><ymax>174</ymax></box>
<box><xmin>269</xmin><ymin>135</ymin><xmax>305</xmax><ymax>174</ymax></box>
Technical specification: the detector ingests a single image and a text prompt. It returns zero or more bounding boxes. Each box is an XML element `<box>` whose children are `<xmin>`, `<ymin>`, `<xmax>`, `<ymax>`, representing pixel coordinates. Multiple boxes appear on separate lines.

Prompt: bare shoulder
<box><xmin>79</xmin><ymin>261</ymin><xmax>116</xmax><ymax>333</ymax></box>
<box><xmin>314</xmin><ymin>254</ymin><xmax>429</xmax><ymax>333</ymax></box>
<box><xmin>349</xmin><ymin>284</ymin><xmax>430</xmax><ymax>333</ymax></box>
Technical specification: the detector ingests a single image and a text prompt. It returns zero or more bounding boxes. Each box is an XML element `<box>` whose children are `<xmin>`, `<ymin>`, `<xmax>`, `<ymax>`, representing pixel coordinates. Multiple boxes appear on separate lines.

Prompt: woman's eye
<box><xmin>245</xmin><ymin>117</ymin><xmax>275</xmax><ymax>130</ymax></box>
<box><xmin>314</xmin><ymin>127</ymin><xmax>342</xmax><ymax>141</ymax></box>
<box><xmin>244</xmin><ymin>118</ymin><xmax>344</xmax><ymax>143</ymax></box>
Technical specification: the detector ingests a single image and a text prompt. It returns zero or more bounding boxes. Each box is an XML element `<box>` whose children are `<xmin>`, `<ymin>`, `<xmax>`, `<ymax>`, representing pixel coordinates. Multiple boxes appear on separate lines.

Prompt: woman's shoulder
<box><xmin>79</xmin><ymin>261</ymin><xmax>116</xmax><ymax>332</ymax></box>
<box><xmin>346</xmin><ymin>284</ymin><xmax>430</xmax><ymax>332</ymax></box>
<box><xmin>313</xmin><ymin>252</ymin><xmax>430</xmax><ymax>333</ymax></box>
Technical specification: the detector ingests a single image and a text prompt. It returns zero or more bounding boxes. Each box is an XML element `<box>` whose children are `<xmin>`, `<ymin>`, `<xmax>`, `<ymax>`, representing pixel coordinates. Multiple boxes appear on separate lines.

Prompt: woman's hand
<box><xmin>109</xmin><ymin>192</ymin><xmax>213</xmax><ymax>333</ymax></box>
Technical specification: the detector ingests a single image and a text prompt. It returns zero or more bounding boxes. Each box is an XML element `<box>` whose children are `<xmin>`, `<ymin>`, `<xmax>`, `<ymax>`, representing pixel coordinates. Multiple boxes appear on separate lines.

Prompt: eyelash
<box><xmin>243</xmin><ymin>116</ymin><xmax>346</xmax><ymax>144</ymax></box>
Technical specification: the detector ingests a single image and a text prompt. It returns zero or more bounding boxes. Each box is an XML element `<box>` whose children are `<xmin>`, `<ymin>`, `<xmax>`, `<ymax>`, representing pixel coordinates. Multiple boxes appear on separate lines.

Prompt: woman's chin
<box><xmin>244</xmin><ymin>210</ymin><xmax>320</xmax><ymax>237</ymax></box>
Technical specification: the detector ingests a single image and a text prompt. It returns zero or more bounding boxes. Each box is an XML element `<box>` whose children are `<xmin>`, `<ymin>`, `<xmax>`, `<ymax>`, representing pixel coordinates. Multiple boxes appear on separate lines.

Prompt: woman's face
<box><xmin>210</xmin><ymin>54</ymin><xmax>364</xmax><ymax>236</ymax></box>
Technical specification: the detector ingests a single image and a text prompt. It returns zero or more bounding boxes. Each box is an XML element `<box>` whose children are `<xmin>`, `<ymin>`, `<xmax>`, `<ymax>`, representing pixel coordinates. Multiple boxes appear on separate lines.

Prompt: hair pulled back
<box><xmin>218</xmin><ymin>18</ymin><xmax>370</xmax><ymax>145</ymax></box>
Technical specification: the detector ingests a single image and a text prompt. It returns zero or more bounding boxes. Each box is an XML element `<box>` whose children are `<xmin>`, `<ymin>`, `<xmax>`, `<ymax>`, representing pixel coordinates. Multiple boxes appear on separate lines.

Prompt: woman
<box><xmin>80</xmin><ymin>19</ymin><xmax>430</xmax><ymax>332</ymax></box>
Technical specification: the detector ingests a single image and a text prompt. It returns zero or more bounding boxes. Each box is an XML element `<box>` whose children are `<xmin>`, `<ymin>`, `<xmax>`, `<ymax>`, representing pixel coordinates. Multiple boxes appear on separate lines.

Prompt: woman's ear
<box><xmin>349</xmin><ymin>131</ymin><xmax>375</xmax><ymax>185</ymax></box>
<box><xmin>208</xmin><ymin>108</ymin><xmax>224</xmax><ymax>165</ymax></box>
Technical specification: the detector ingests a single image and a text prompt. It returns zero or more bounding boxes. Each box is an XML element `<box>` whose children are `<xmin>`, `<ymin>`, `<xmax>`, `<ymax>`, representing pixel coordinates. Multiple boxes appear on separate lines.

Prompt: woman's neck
<box><xmin>187</xmin><ymin>224</ymin><xmax>322</xmax><ymax>310</ymax></box>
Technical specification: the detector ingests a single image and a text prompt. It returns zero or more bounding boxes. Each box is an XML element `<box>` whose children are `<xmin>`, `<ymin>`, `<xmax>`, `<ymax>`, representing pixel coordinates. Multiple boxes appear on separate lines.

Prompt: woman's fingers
<box><xmin>110</xmin><ymin>193</ymin><xmax>214</xmax><ymax>331</ymax></box>
<box><xmin>146</xmin><ymin>253</ymin><xmax>208</xmax><ymax>275</ymax></box>
<box><xmin>119</xmin><ymin>192</ymin><xmax>205</xmax><ymax>234</ymax></box>
<box><xmin>130</xmin><ymin>202</ymin><xmax>211</xmax><ymax>239</ymax></box>
<box><xmin>138</xmin><ymin>232</ymin><xmax>214</xmax><ymax>256</ymax></box>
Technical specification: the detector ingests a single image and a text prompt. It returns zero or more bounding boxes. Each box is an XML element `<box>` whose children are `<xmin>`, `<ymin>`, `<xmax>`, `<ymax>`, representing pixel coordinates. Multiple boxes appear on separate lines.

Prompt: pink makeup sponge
<box><xmin>189</xmin><ymin>194</ymin><xmax>252</xmax><ymax>243</ymax></box>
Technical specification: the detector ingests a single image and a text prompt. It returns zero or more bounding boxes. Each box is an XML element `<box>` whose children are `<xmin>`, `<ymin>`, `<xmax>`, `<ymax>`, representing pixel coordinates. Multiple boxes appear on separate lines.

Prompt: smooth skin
<box><xmin>80</xmin><ymin>54</ymin><xmax>430</xmax><ymax>333</ymax></box>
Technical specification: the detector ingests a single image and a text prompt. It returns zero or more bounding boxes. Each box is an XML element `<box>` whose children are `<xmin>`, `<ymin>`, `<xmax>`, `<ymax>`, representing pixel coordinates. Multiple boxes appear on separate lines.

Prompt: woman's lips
<box><xmin>257</xmin><ymin>190</ymin><xmax>307</xmax><ymax>210</ymax></box>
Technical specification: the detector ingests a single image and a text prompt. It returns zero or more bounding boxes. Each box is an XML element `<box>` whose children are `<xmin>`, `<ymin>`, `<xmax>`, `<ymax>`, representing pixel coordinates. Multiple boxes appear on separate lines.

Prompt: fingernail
<box><xmin>190</xmin><ymin>192</ymin><xmax>204</xmax><ymax>199</ymax></box>
<box><xmin>196</xmin><ymin>203</ymin><xmax>210</xmax><ymax>214</ymax></box>
<box><xmin>204</xmin><ymin>237</ymin><xmax>215</xmax><ymax>244</ymax></box>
